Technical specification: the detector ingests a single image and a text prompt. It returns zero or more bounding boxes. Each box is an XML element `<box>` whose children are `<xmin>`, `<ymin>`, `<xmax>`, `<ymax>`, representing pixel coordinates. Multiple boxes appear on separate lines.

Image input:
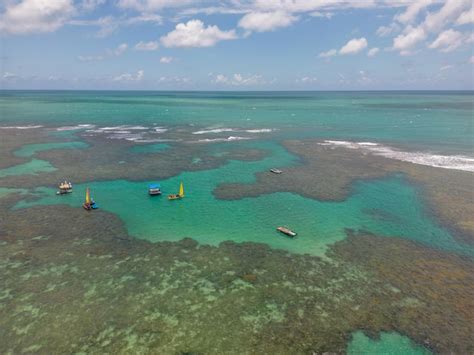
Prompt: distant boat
<box><xmin>277</xmin><ymin>226</ymin><xmax>297</xmax><ymax>238</ymax></box>
<box><xmin>168</xmin><ymin>182</ymin><xmax>184</xmax><ymax>200</ymax></box>
<box><xmin>83</xmin><ymin>187</ymin><xmax>98</xmax><ymax>210</ymax></box>
<box><xmin>270</xmin><ymin>168</ymin><xmax>283</xmax><ymax>174</ymax></box>
<box><xmin>56</xmin><ymin>180</ymin><xmax>73</xmax><ymax>195</ymax></box>
<box><xmin>148</xmin><ymin>183</ymin><xmax>162</xmax><ymax>196</ymax></box>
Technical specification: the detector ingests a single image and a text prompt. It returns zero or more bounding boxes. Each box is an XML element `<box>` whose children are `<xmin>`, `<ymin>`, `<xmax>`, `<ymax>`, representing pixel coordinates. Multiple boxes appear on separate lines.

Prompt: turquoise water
<box><xmin>15</xmin><ymin>141</ymin><xmax>470</xmax><ymax>257</ymax></box>
<box><xmin>0</xmin><ymin>158</ymin><xmax>56</xmax><ymax>177</ymax></box>
<box><xmin>14</xmin><ymin>141</ymin><xmax>89</xmax><ymax>157</ymax></box>
<box><xmin>1</xmin><ymin>91</ymin><xmax>473</xmax><ymax>154</ymax></box>
<box><xmin>348</xmin><ymin>331</ymin><xmax>431</xmax><ymax>355</ymax></box>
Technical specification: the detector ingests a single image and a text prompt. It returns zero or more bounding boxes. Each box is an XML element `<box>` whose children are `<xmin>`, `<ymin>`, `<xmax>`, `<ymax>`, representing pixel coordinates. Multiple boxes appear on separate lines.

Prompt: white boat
<box><xmin>270</xmin><ymin>168</ymin><xmax>283</xmax><ymax>174</ymax></box>
<box><xmin>277</xmin><ymin>226</ymin><xmax>297</xmax><ymax>237</ymax></box>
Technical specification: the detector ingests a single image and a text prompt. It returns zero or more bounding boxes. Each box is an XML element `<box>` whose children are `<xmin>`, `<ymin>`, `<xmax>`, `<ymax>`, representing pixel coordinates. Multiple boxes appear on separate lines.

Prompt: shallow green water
<box><xmin>348</xmin><ymin>331</ymin><xmax>431</xmax><ymax>355</ymax></box>
<box><xmin>15</xmin><ymin>141</ymin><xmax>470</xmax><ymax>257</ymax></box>
<box><xmin>14</xmin><ymin>141</ymin><xmax>89</xmax><ymax>157</ymax></box>
<box><xmin>0</xmin><ymin>159</ymin><xmax>56</xmax><ymax>177</ymax></box>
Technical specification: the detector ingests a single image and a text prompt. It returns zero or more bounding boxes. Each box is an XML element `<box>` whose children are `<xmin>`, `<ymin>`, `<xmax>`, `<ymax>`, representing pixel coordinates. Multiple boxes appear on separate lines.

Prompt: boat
<box><xmin>82</xmin><ymin>187</ymin><xmax>99</xmax><ymax>210</ymax></box>
<box><xmin>56</xmin><ymin>180</ymin><xmax>73</xmax><ymax>195</ymax></box>
<box><xmin>277</xmin><ymin>226</ymin><xmax>297</xmax><ymax>238</ymax></box>
<box><xmin>168</xmin><ymin>182</ymin><xmax>184</xmax><ymax>200</ymax></box>
<box><xmin>270</xmin><ymin>168</ymin><xmax>283</xmax><ymax>174</ymax></box>
<box><xmin>148</xmin><ymin>183</ymin><xmax>162</xmax><ymax>196</ymax></box>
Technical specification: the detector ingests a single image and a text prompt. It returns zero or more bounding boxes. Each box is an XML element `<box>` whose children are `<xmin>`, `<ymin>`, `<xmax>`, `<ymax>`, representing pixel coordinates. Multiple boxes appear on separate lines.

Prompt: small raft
<box><xmin>277</xmin><ymin>226</ymin><xmax>297</xmax><ymax>238</ymax></box>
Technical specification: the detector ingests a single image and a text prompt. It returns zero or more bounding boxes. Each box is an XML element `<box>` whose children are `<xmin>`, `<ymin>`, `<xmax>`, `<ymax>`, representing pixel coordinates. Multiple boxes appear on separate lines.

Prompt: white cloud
<box><xmin>161</xmin><ymin>19</ymin><xmax>237</xmax><ymax>48</ymax></box>
<box><xmin>135</xmin><ymin>41</ymin><xmax>159</xmax><ymax>51</ymax></box>
<box><xmin>367</xmin><ymin>47</ymin><xmax>380</xmax><ymax>57</ymax></box>
<box><xmin>113</xmin><ymin>70</ymin><xmax>144</xmax><ymax>82</ymax></box>
<box><xmin>213</xmin><ymin>73</ymin><xmax>266</xmax><ymax>86</ymax></box>
<box><xmin>393</xmin><ymin>26</ymin><xmax>426</xmax><ymax>52</ymax></box>
<box><xmin>238</xmin><ymin>11</ymin><xmax>297</xmax><ymax>32</ymax></box>
<box><xmin>319</xmin><ymin>49</ymin><xmax>337</xmax><ymax>58</ymax></box>
<box><xmin>456</xmin><ymin>10</ymin><xmax>474</xmax><ymax>25</ymax></box>
<box><xmin>390</xmin><ymin>0</ymin><xmax>471</xmax><ymax>54</ymax></box>
<box><xmin>310</xmin><ymin>11</ymin><xmax>333</xmax><ymax>19</ymax></box>
<box><xmin>117</xmin><ymin>0</ymin><xmax>193</xmax><ymax>11</ymax></box>
<box><xmin>428</xmin><ymin>29</ymin><xmax>464</xmax><ymax>52</ymax></box>
<box><xmin>395</xmin><ymin>0</ymin><xmax>433</xmax><ymax>24</ymax></box>
<box><xmin>158</xmin><ymin>76</ymin><xmax>191</xmax><ymax>84</ymax></box>
<box><xmin>339</xmin><ymin>37</ymin><xmax>368</xmax><ymax>55</ymax></box>
<box><xmin>0</xmin><ymin>0</ymin><xmax>75</xmax><ymax>34</ymax></box>
<box><xmin>2</xmin><ymin>72</ymin><xmax>19</xmax><ymax>80</ymax></box>
<box><xmin>160</xmin><ymin>56</ymin><xmax>174</xmax><ymax>64</ymax></box>
<box><xmin>470</xmin><ymin>56</ymin><xmax>474</xmax><ymax>64</ymax></box>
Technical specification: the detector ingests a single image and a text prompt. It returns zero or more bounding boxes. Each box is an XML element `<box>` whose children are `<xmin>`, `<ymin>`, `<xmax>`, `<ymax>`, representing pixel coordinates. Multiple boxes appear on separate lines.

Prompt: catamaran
<box><xmin>83</xmin><ymin>187</ymin><xmax>98</xmax><ymax>210</ymax></box>
<box><xmin>168</xmin><ymin>182</ymin><xmax>184</xmax><ymax>200</ymax></box>
<box><xmin>56</xmin><ymin>181</ymin><xmax>73</xmax><ymax>195</ymax></box>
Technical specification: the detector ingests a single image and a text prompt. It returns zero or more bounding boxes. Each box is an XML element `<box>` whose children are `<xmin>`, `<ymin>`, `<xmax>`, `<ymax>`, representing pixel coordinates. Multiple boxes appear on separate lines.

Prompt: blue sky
<box><xmin>1</xmin><ymin>0</ymin><xmax>473</xmax><ymax>90</ymax></box>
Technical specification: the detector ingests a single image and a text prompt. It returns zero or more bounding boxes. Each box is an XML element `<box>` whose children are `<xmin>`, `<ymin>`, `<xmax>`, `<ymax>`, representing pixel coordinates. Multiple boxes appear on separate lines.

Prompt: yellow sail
<box><xmin>85</xmin><ymin>187</ymin><xmax>91</xmax><ymax>204</ymax></box>
<box><xmin>179</xmin><ymin>182</ymin><xmax>184</xmax><ymax>197</ymax></box>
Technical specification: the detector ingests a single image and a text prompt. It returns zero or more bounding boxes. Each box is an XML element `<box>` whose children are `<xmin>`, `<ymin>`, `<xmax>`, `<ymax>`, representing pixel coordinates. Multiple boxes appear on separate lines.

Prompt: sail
<box><xmin>179</xmin><ymin>182</ymin><xmax>184</xmax><ymax>197</ymax></box>
<box><xmin>85</xmin><ymin>187</ymin><xmax>91</xmax><ymax>204</ymax></box>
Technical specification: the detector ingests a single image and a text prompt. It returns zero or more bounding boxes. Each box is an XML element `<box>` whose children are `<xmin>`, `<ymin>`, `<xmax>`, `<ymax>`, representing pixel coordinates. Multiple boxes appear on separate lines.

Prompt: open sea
<box><xmin>0</xmin><ymin>90</ymin><xmax>473</xmax><ymax>354</ymax></box>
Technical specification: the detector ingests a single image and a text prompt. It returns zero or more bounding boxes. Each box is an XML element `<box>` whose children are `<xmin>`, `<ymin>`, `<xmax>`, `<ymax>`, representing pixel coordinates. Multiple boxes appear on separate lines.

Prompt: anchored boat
<box><xmin>168</xmin><ymin>182</ymin><xmax>184</xmax><ymax>200</ymax></box>
<box><xmin>56</xmin><ymin>181</ymin><xmax>73</xmax><ymax>195</ymax></box>
<box><xmin>277</xmin><ymin>226</ymin><xmax>297</xmax><ymax>238</ymax></box>
<box><xmin>83</xmin><ymin>187</ymin><xmax>98</xmax><ymax>211</ymax></box>
<box><xmin>270</xmin><ymin>168</ymin><xmax>283</xmax><ymax>174</ymax></box>
<box><xmin>148</xmin><ymin>183</ymin><xmax>162</xmax><ymax>196</ymax></box>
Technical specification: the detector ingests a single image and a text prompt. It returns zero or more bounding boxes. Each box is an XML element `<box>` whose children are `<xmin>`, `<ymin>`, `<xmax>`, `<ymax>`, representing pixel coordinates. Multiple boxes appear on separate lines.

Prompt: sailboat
<box><xmin>168</xmin><ymin>182</ymin><xmax>184</xmax><ymax>200</ymax></box>
<box><xmin>83</xmin><ymin>187</ymin><xmax>98</xmax><ymax>210</ymax></box>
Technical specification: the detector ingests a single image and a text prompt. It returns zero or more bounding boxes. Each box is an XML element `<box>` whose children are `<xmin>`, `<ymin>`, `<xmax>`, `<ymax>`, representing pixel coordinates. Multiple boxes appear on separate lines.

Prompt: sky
<box><xmin>0</xmin><ymin>0</ymin><xmax>473</xmax><ymax>90</ymax></box>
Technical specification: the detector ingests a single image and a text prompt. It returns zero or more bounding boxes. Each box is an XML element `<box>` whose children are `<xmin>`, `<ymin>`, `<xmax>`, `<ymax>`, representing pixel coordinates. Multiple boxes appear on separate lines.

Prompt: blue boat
<box><xmin>148</xmin><ymin>183</ymin><xmax>162</xmax><ymax>196</ymax></box>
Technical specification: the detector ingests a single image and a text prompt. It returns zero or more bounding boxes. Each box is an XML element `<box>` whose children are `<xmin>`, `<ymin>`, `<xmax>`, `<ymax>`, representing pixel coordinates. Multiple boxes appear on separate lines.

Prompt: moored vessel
<box><xmin>277</xmin><ymin>226</ymin><xmax>297</xmax><ymax>237</ymax></box>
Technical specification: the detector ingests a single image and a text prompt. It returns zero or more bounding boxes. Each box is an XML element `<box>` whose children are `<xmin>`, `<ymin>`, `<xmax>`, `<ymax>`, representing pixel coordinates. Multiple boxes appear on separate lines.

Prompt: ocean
<box><xmin>1</xmin><ymin>90</ymin><xmax>473</xmax><ymax>354</ymax></box>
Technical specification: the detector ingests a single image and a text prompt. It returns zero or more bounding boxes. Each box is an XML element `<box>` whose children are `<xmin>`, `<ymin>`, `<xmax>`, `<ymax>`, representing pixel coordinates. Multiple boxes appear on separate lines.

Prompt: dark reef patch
<box><xmin>1</xmin><ymin>195</ymin><xmax>473</xmax><ymax>354</ymax></box>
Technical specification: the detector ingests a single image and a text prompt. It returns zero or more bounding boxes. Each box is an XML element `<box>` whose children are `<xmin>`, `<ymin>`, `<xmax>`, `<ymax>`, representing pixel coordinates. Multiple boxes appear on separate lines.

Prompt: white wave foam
<box><xmin>320</xmin><ymin>140</ymin><xmax>474</xmax><ymax>172</ymax></box>
<box><xmin>192</xmin><ymin>128</ymin><xmax>236</xmax><ymax>135</ymax></box>
<box><xmin>196</xmin><ymin>136</ymin><xmax>251</xmax><ymax>143</ymax></box>
<box><xmin>154</xmin><ymin>127</ymin><xmax>168</xmax><ymax>133</ymax></box>
<box><xmin>244</xmin><ymin>128</ymin><xmax>274</xmax><ymax>133</ymax></box>
<box><xmin>99</xmin><ymin>125</ymin><xmax>148</xmax><ymax>131</ymax></box>
<box><xmin>55</xmin><ymin>124</ymin><xmax>95</xmax><ymax>131</ymax></box>
<box><xmin>0</xmin><ymin>125</ymin><xmax>43</xmax><ymax>129</ymax></box>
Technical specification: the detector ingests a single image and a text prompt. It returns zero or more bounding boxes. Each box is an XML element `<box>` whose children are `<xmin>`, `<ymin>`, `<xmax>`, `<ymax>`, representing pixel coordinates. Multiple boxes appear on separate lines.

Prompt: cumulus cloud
<box><xmin>135</xmin><ymin>41</ymin><xmax>159</xmax><ymax>51</ymax></box>
<box><xmin>160</xmin><ymin>56</ymin><xmax>174</xmax><ymax>63</ymax></box>
<box><xmin>81</xmin><ymin>0</ymin><xmax>105</xmax><ymax>11</ymax></box>
<box><xmin>376</xmin><ymin>23</ymin><xmax>400</xmax><ymax>37</ymax></box>
<box><xmin>339</xmin><ymin>37</ymin><xmax>368</xmax><ymax>55</ymax></box>
<box><xmin>296</xmin><ymin>76</ymin><xmax>318</xmax><ymax>84</ymax></box>
<box><xmin>428</xmin><ymin>29</ymin><xmax>464</xmax><ymax>52</ymax></box>
<box><xmin>456</xmin><ymin>10</ymin><xmax>474</xmax><ymax>25</ymax></box>
<box><xmin>367</xmin><ymin>47</ymin><xmax>380</xmax><ymax>57</ymax></box>
<box><xmin>389</xmin><ymin>0</ymin><xmax>471</xmax><ymax>54</ymax></box>
<box><xmin>161</xmin><ymin>19</ymin><xmax>237</xmax><ymax>48</ymax></box>
<box><xmin>238</xmin><ymin>11</ymin><xmax>297</xmax><ymax>32</ymax></box>
<box><xmin>110</xmin><ymin>43</ymin><xmax>128</xmax><ymax>56</ymax></box>
<box><xmin>0</xmin><ymin>0</ymin><xmax>75</xmax><ymax>34</ymax></box>
<box><xmin>113</xmin><ymin>70</ymin><xmax>144</xmax><ymax>82</ymax></box>
<box><xmin>394</xmin><ymin>0</ymin><xmax>433</xmax><ymax>24</ymax></box>
<box><xmin>158</xmin><ymin>76</ymin><xmax>190</xmax><ymax>84</ymax></box>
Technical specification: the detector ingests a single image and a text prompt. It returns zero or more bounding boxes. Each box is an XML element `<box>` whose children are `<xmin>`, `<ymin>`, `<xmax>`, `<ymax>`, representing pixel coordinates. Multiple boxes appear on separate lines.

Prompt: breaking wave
<box><xmin>320</xmin><ymin>140</ymin><xmax>474</xmax><ymax>172</ymax></box>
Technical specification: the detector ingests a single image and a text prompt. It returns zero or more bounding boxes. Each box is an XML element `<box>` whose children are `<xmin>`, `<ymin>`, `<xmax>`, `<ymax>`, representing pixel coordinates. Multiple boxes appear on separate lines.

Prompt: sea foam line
<box><xmin>320</xmin><ymin>140</ymin><xmax>474</xmax><ymax>172</ymax></box>
<box><xmin>0</xmin><ymin>125</ymin><xmax>43</xmax><ymax>129</ymax></box>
